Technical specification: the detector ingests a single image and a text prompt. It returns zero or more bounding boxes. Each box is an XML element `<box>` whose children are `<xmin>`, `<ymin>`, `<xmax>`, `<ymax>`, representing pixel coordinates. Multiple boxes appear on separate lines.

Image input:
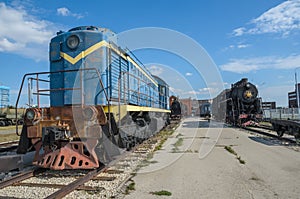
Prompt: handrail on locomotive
<box><xmin>15</xmin><ymin>68</ymin><xmax>110</xmax><ymax>136</ymax></box>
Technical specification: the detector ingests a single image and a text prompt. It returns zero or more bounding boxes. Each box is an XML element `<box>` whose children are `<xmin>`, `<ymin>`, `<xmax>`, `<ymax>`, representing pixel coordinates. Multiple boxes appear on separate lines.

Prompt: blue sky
<box><xmin>0</xmin><ymin>0</ymin><xmax>300</xmax><ymax>107</ymax></box>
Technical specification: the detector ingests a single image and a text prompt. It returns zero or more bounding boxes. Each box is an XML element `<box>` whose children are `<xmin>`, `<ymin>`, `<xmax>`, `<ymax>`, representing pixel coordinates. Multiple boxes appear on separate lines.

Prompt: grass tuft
<box><xmin>0</xmin><ymin>133</ymin><xmax>19</xmax><ymax>143</ymax></box>
<box><xmin>237</xmin><ymin>156</ymin><xmax>246</xmax><ymax>164</ymax></box>
<box><xmin>224</xmin><ymin>146</ymin><xmax>237</xmax><ymax>156</ymax></box>
<box><xmin>171</xmin><ymin>137</ymin><xmax>184</xmax><ymax>153</ymax></box>
<box><xmin>150</xmin><ymin>190</ymin><xmax>172</xmax><ymax>196</ymax></box>
<box><xmin>125</xmin><ymin>181</ymin><xmax>135</xmax><ymax>195</ymax></box>
<box><xmin>224</xmin><ymin>146</ymin><xmax>246</xmax><ymax>165</ymax></box>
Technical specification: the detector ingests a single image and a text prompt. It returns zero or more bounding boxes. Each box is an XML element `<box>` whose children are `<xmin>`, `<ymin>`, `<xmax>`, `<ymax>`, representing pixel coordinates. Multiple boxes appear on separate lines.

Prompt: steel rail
<box><xmin>242</xmin><ymin>126</ymin><xmax>297</xmax><ymax>144</ymax></box>
<box><xmin>0</xmin><ymin>168</ymin><xmax>45</xmax><ymax>189</ymax></box>
<box><xmin>45</xmin><ymin>166</ymin><xmax>106</xmax><ymax>199</ymax></box>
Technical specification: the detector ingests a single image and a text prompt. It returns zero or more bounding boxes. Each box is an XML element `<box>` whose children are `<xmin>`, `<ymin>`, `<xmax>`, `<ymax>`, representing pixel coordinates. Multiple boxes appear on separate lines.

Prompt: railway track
<box><xmin>0</xmin><ymin>121</ymin><xmax>180</xmax><ymax>198</ymax></box>
<box><xmin>242</xmin><ymin>125</ymin><xmax>298</xmax><ymax>145</ymax></box>
<box><xmin>0</xmin><ymin>140</ymin><xmax>19</xmax><ymax>153</ymax></box>
<box><xmin>0</xmin><ymin>146</ymin><xmax>145</xmax><ymax>198</ymax></box>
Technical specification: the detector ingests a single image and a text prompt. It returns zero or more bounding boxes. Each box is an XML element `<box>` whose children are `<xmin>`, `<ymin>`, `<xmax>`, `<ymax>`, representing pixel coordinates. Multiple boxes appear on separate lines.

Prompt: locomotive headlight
<box><xmin>25</xmin><ymin>108</ymin><xmax>41</xmax><ymax>123</ymax></box>
<box><xmin>246</xmin><ymin>83</ymin><xmax>250</xmax><ymax>88</ymax></box>
<box><xmin>244</xmin><ymin>90</ymin><xmax>252</xmax><ymax>98</ymax></box>
<box><xmin>25</xmin><ymin>109</ymin><xmax>35</xmax><ymax>120</ymax></box>
<box><xmin>66</xmin><ymin>35</ymin><xmax>79</xmax><ymax>50</ymax></box>
<box><xmin>83</xmin><ymin>106</ymin><xmax>98</xmax><ymax>121</ymax></box>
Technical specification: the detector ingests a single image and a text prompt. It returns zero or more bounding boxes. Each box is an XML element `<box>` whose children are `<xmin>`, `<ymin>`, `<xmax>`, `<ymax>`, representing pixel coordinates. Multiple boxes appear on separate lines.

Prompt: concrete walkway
<box><xmin>124</xmin><ymin>117</ymin><xmax>300</xmax><ymax>199</ymax></box>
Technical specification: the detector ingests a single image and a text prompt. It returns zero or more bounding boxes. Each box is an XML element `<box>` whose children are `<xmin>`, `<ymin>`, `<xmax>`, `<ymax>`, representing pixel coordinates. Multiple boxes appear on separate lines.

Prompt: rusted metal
<box><xmin>0</xmin><ymin>168</ymin><xmax>45</xmax><ymax>189</ymax></box>
<box><xmin>19</xmin><ymin>104</ymin><xmax>107</xmax><ymax>170</ymax></box>
<box><xmin>45</xmin><ymin>167</ymin><xmax>105</xmax><ymax>199</ymax></box>
<box><xmin>0</xmin><ymin>141</ymin><xmax>19</xmax><ymax>152</ymax></box>
<box><xmin>15</xmin><ymin>68</ymin><xmax>109</xmax><ymax>136</ymax></box>
<box><xmin>13</xmin><ymin>182</ymin><xmax>105</xmax><ymax>192</ymax></box>
<box><xmin>92</xmin><ymin>176</ymin><xmax>116</xmax><ymax>181</ymax></box>
<box><xmin>34</xmin><ymin>139</ymin><xmax>99</xmax><ymax>170</ymax></box>
<box><xmin>104</xmin><ymin>169</ymin><xmax>124</xmax><ymax>174</ymax></box>
<box><xmin>0</xmin><ymin>155</ymin><xmax>23</xmax><ymax>172</ymax></box>
<box><xmin>27</xmin><ymin>126</ymin><xmax>39</xmax><ymax>138</ymax></box>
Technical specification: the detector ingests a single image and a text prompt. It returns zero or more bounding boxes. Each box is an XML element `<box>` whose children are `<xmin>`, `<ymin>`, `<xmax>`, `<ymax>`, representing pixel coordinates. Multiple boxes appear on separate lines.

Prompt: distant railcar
<box><xmin>270</xmin><ymin>119</ymin><xmax>300</xmax><ymax>142</ymax></box>
<box><xmin>200</xmin><ymin>102</ymin><xmax>211</xmax><ymax>118</ymax></box>
<box><xmin>169</xmin><ymin>95</ymin><xmax>181</xmax><ymax>120</ymax></box>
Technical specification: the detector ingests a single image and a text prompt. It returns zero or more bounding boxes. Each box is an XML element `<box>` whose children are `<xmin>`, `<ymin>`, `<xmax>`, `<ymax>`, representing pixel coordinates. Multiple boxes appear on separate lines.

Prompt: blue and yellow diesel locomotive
<box><xmin>16</xmin><ymin>26</ymin><xmax>171</xmax><ymax>170</ymax></box>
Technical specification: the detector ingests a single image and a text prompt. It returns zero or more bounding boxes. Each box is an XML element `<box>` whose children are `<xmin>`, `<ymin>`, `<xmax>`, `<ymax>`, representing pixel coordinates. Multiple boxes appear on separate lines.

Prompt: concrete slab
<box><xmin>124</xmin><ymin>117</ymin><xmax>300</xmax><ymax>199</ymax></box>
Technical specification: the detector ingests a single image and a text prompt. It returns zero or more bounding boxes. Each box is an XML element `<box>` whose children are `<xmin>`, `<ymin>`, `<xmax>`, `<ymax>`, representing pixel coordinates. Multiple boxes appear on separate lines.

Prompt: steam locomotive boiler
<box><xmin>212</xmin><ymin>78</ymin><xmax>262</xmax><ymax>126</ymax></box>
<box><xmin>16</xmin><ymin>26</ymin><xmax>171</xmax><ymax>170</ymax></box>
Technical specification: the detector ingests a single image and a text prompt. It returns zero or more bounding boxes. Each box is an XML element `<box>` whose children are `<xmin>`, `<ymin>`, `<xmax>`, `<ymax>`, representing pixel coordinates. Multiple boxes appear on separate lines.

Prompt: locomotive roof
<box><xmin>152</xmin><ymin>75</ymin><xmax>169</xmax><ymax>87</ymax></box>
<box><xmin>68</xmin><ymin>26</ymin><xmax>114</xmax><ymax>34</ymax></box>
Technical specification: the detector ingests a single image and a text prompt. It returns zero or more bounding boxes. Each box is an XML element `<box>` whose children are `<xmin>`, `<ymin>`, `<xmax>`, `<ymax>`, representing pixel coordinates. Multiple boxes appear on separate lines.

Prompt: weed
<box><xmin>154</xmin><ymin>127</ymin><xmax>177</xmax><ymax>152</ymax></box>
<box><xmin>249</xmin><ymin>177</ymin><xmax>260</xmax><ymax>181</ymax></box>
<box><xmin>176</xmin><ymin>133</ymin><xmax>183</xmax><ymax>138</ymax></box>
<box><xmin>125</xmin><ymin>181</ymin><xmax>135</xmax><ymax>195</ymax></box>
<box><xmin>148</xmin><ymin>160</ymin><xmax>158</xmax><ymax>164</ymax></box>
<box><xmin>0</xmin><ymin>133</ymin><xmax>19</xmax><ymax>143</ymax></box>
<box><xmin>171</xmin><ymin>137</ymin><xmax>184</xmax><ymax>153</ymax></box>
<box><xmin>237</xmin><ymin>156</ymin><xmax>246</xmax><ymax>164</ymax></box>
<box><xmin>150</xmin><ymin>190</ymin><xmax>172</xmax><ymax>196</ymax></box>
<box><xmin>224</xmin><ymin>146</ymin><xmax>237</xmax><ymax>156</ymax></box>
<box><xmin>174</xmin><ymin>138</ymin><xmax>183</xmax><ymax>147</ymax></box>
<box><xmin>224</xmin><ymin>146</ymin><xmax>246</xmax><ymax>165</ymax></box>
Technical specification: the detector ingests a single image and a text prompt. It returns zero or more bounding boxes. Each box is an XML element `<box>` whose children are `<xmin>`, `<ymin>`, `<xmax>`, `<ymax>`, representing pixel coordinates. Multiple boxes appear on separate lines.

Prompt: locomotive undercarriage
<box><xmin>17</xmin><ymin>105</ymin><xmax>168</xmax><ymax>170</ymax></box>
<box><xmin>118</xmin><ymin>111</ymin><xmax>167</xmax><ymax>149</ymax></box>
<box><xmin>226</xmin><ymin>102</ymin><xmax>262</xmax><ymax>127</ymax></box>
<box><xmin>17</xmin><ymin>105</ymin><xmax>116</xmax><ymax>170</ymax></box>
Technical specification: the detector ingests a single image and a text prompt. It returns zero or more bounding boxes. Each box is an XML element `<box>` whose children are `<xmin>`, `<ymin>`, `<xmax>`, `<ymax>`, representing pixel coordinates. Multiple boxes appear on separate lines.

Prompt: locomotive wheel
<box><xmin>277</xmin><ymin>130</ymin><xmax>284</xmax><ymax>137</ymax></box>
<box><xmin>295</xmin><ymin>134</ymin><xmax>300</xmax><ymax>145</ymax></box>
<box><xmin>0</xmin><ymin>121</ymin><xmax>5</xmax><ymax>126</ymax></box>
<box><xmin>17</xmin><ymin>125</ymin><xmax>32</xmax><ymax>154</ymax></box>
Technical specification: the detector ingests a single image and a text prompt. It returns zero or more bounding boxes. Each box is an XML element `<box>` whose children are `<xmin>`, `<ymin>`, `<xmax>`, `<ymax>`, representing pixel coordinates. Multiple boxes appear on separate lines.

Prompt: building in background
<box><xmin>288</xmin><ymin>83</ymin><xmax>300</xmax><ymax>108</ymax></box>
<box><xmin>0</xmin><ymin>85</ymin><xmax>10</xmax><ymax>109</ymax></box>
<box><xmin>262</xmin><ymin>101</ymin><xmax>276</xmax><ymax>110</ymax></box>
<box><xmin>180</xmin><ymin>97</ymin><xmax>210</xmax><ymax>116</ymax></box>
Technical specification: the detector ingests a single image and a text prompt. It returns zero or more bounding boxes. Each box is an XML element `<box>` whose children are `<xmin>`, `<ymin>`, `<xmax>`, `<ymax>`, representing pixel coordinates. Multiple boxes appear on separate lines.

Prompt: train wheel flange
<box><xmin>277</xmin><ymin>130</ymin><xmax>284</xmax><ymax>137</ymax></box>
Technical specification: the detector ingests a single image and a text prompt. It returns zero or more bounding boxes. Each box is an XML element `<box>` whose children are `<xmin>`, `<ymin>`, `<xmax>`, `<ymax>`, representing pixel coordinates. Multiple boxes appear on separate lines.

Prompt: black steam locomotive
<box><xmin>169</xmin><ymin>95</ymin><xmax>181</xmax><ymax>120</ymax></box>
<box><xmin>212</xmin><ymin>78</ymin><xmax>262</xmax><ymax>126</ymax></box>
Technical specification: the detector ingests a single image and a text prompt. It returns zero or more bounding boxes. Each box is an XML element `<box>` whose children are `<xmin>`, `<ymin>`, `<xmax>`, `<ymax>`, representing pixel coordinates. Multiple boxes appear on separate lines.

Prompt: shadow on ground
<box><xmin>181</xmin><ymin>120</ymin><xmax>227</xmax><ymax>129</ymax></box>
<box><xmin>248</xmin><ymin>136</ymin><xmax>297</xmax><ymax>147</ymax></box>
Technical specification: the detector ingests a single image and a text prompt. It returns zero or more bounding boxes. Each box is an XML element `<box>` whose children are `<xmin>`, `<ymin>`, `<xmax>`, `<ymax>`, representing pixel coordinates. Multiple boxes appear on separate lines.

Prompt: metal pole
<box><xmin>295</xmin><ymin>68</ymin><xmax>300</xmax><ymax>109</ymax></box>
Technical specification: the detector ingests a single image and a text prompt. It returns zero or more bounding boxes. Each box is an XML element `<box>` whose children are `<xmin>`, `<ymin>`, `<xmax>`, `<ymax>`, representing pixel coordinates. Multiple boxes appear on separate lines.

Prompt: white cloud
<box><xmin>233</xmin><ymin>27</ymin><xmax>246</xmax><ymax>36</ymax></box>
<box><xmin>237</xmin><ymin>44</ymin><xmax>249</xmax><ymax>49</ymax></box>
<box><xmin>224</xmin><ymin>43</ymin><xmax>250</xmax><ymax>51</ymax></box>
<box><xmin>57</xmin><ymin>7</ymin><xmax>83</xmax><ymax>19</ymax></box>
<box><xmin>221</xmin><ymin>54</ymin><xmax>300</xmax><ymax>73</ymax></box>
<box><xmin>233</xmin><ymin>0</ymin><xmax>300</xmax><ymax>36</ymax></box>
<box><xmin>185</xmin><ymin>72</ymin><xmax>193</xmax><ymax>76</ymax></box>
<box><xmin>260</xmin><ymin>84</ymin><xmax>294</xmax><ymax>107</ymax></box>
<box><xmin>0</xmin><ymin>2</ymin><xmax>56</xmax><ymax>60</ymax></box>
<box><xmin>57</xmin><ymin>7</ymin><xmax>70</xmax><ymax>16</ymax></box>
<box><xmin>147</xmin><ymin>65</ymin><xmax>164</xmax><ymax>76</ymax></box>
